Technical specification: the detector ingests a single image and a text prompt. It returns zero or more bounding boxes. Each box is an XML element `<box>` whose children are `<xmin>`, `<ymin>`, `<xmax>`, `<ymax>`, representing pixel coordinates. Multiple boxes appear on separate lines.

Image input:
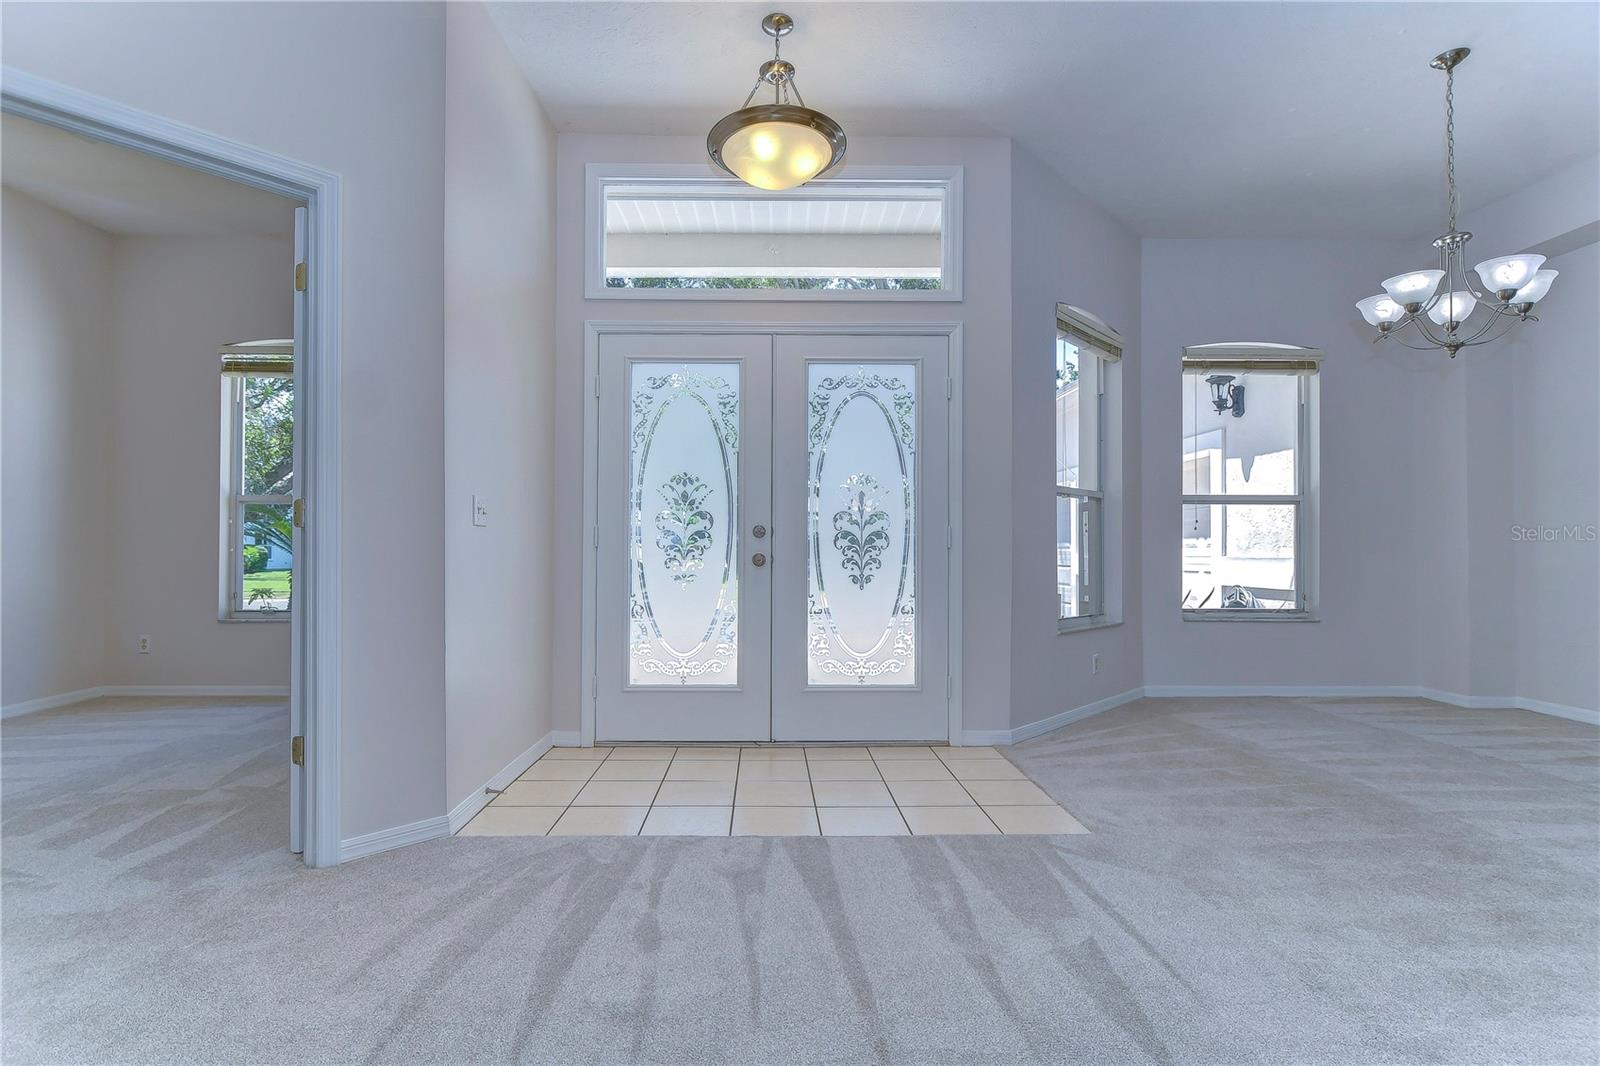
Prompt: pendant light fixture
<box><xmin>1357</xmin><ymin>47</ymin><xmax>1557</xmax><ymax>356</ymax></box>
<box><xmin>707</xmin><ymin>12</ymin><xmax>846</xmax><ymax>191</ymax></box>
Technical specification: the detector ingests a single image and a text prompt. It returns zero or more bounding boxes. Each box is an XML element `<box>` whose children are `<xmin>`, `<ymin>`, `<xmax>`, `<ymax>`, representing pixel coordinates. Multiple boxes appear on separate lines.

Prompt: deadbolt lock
<box><xmin>753</xmin><ymin>524</ymin><xmax>767</xmax><ymax>538</ymax></box>
<box><xmin>752</xmin><ymin>552</ymin><xmax>767</xmax><ymax>567</ymax></box>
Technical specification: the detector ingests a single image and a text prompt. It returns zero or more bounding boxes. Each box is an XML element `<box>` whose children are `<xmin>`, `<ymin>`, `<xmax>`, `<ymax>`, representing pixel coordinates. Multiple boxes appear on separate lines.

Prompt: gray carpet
<box><xmin>3</xmin><ymin>695</ymin><xmax>1596</xmax><ymax>1064</ymax></box>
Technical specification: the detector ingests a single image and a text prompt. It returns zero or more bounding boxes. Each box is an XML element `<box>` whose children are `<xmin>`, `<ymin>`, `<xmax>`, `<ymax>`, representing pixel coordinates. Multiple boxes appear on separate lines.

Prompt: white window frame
<box><xmin>1056</xmin><ymin>305</ymin><xmax>1124</xmax><ymax>633</ymax></box>
<box><xmin>584</xmin><ymin>163</ymin><xmax>963</xmax><ymax>302</ymax></box>
<box><xmin>1179</xmin><ymin>343</ymin><xmax>1321</xmax><ymax>622</ymax></box>
<box><xmin>220</xmin><ymin>367</ymin><xmax>294</xmax><ymax>622</ymax></box>
<box><xmin>1057</xmin><ymin>343</ymin><xmax>1105</xmax><ymax>628</ymax></box>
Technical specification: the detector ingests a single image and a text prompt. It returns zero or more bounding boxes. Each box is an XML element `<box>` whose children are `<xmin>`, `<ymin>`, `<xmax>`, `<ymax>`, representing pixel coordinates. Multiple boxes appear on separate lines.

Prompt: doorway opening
<box><xmin>1</xmin><ymin>71</ymin><xmax>341</xmax><ymax>866</ymax></box>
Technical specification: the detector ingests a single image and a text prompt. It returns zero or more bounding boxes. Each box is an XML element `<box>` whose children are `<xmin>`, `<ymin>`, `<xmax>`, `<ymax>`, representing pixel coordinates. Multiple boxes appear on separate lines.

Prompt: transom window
<box><xmin>1180</xmin><ymin>343</ymin><xmax>1320</xmax><ymax>617</ymax></box>
<box><xmin>586</xmin><ymin>165</ymin><xmax>961</xmax><ymax>300</ymax></box>
<box><xmin>220</xmin><ymin>341</ymin><xmax>294</xmax><ymax>619</ymax></box>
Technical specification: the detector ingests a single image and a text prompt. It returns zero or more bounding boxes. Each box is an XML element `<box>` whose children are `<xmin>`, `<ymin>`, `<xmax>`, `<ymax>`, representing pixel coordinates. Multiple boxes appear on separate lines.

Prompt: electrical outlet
<box><xmin>137</xmin><ymin>635</ymin><xmax>151</xmax><ymax>655</ymax></box>
<box><xmin>472</xmin><ymin>494</ymin><xmax>489</xmax><ymax>528</ymax></box>
<box><xmin>1091</xmin><ymin>652</ymin><xmax>1101</xmax><ymax>675</ymax></box>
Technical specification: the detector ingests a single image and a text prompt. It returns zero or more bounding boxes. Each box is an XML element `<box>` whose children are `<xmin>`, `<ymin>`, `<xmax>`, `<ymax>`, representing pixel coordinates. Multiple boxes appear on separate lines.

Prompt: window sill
<box><xmin>220</xmin><ymin>613</ymin><xmax>291</xmax><ymax>624</ymax></box>
<box><xmin>1058</xmin><ymin>616</ymin><xmax>1121</xmax><ymax>635</ymax></box>
<box><xmin>1181</xmin><ymin>609</ymin><xmax>1318</xmax><ymax>623</ymax></box>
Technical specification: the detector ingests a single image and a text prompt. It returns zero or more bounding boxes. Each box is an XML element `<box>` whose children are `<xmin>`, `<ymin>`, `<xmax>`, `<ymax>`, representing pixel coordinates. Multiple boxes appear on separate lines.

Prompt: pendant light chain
<box><xmin>1444</xmin><ymin>62</ymin><xmax>1458</xmax><ymax>234</ymax></box>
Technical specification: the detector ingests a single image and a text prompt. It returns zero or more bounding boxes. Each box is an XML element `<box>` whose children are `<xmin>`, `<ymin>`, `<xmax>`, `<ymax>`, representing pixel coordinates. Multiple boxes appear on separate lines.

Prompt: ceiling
<box><xmin>1</xmin><ymin>113</ymin><xmax>294</xmax><ymax>239</ymax></box>
<box><xmin>489</xmin><ymin>2</ymin><xmax>1600</xmax><ymax>238</ymax></box>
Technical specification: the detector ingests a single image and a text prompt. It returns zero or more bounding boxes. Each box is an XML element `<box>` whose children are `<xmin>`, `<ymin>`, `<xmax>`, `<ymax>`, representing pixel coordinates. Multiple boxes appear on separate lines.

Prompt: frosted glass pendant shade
<box><xmin>717</xmin><ymin>120</ymin><xmax>832</xmax><ymax>190</ymax></box>
<box><xmin>708</xmin><ymin>105</ymin><xmax>847</xmax><ymax>191</ymax></box>
<box><xmin>1356</xmin><ymin>294</ymin><xmax>1407</xmax><ymax>326</ymax></box>
<box><xmin>1474</xmin><ymin>254</ymin><xmax>1545</xmax><ymax>294</ymax></box>
<box><xmin>1382</xmin><ymin>270</ymin><xmax>1446</xmax><ymax>308</ymax></box>
<box><xmin>1427</xmin><ymin>290</ymin><xmax>1477</xmax><ymax>326</ymax></box>
<box><xmin>1511</xmin><ymin>269</ymin><xmax>1558</xmax><ymax>305</ymax></box>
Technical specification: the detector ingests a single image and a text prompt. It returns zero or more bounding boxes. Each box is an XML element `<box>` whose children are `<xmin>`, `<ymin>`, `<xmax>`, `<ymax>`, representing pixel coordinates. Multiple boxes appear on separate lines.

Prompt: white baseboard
<box><xmin>3</xmin><ymin>684</ymin><xmax>289</xmax><ymax>720</ymax></box>
<box><xmin>961</xmin><ymin>687</ymin><xmax>1146</xmax><ymax>747</ymax></box>
<box><xmin>2</xmin><ymin>687</ymin><xmax>108</xmax><ymax>720</ymax></box>
<box><xmin>447</xmin><ymin>733</ymin><xmax>554</xmax><ymax>834</ymax></box>
<box><xmin>551</xmin><ymin>730</ymin><xmax>582</xmax><ymax>747</ymax></box>
<box><xmin>339</xmin><ymin>816</ymin><xmax>451</xmax><ymax>863</ymax></box>
<box><xmin>109</xmin><ymin>684</ymin><xmax>289</xmax><ymax>698</ymax></box>
<box><xmin>1144</xmin><ymin>684</ymin><xmax>1599</xmax><ymax>726</ymax></box>
<box><xmin>1143</xmin><ymin>684</ymin><xmax>1418</xmax><ymax>699</ymax></box>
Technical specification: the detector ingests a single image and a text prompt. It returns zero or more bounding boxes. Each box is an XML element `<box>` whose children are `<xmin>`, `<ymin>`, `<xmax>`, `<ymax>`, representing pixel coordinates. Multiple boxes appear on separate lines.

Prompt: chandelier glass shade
<box><xmin>706</xmin><ymin>13</ymin><xmax>846</xmax><ymax>191</ymax></box>
<box><xmin>1358</xmin><ymin>47</ymin><xmax>1557</xmax><ymax>356</ymax></box>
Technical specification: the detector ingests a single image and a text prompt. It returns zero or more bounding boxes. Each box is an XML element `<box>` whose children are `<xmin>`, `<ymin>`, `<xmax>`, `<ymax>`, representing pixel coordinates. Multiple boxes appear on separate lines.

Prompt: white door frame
<box><xmin>581</xmin><ymin>320</ymin><xmax>964</xmax><ymax>746</ymax></box>
<box><xmin>3</xmin><ymin>68</ymin><xmax>344</xmax><ymax>868</ymax></box>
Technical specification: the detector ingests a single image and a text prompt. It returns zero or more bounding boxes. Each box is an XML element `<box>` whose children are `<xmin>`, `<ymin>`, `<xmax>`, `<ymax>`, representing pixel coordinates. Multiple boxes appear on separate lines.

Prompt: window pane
<box><xmin>1057</xmin><ymin>494</ymin><xmax>1099</xmax><ymax>619</ymax></box>
<box><xmin>807</xmin><ymin>362</ymin><xmax>917</xmax><ymax>685</ymax></box>
<box><xmin>243</xmin><ymin>376</ymin><xmax>294</xmax><ymax>495</ymax></box>
<box><xmin>1181</xmin><ymin>503</ymin><xmax>1297</xmax><ymax>610</ymax></box>
<box><xmin>1056</xmin><ymin>338</ymin><xmax>1099</xmax><ymax>490</ymax></box>
<box><xmin>241</xmin><ymin>503</ymin><xmax>292</xmax><ymax>612</ymax></box>
<box><xmin>627</xmin><ymin>362</ymin><xmax>740</xmax><ymax>686</ymax></box>
<box><xmin>604</xmin><ymin>188</ymin><xmax>944</xmax><ymax>291</ymax></box>
<box><xmin>1181</xmin><ymin>370</ymin><xmax>1297</xmax><ymax>495</ymax></box>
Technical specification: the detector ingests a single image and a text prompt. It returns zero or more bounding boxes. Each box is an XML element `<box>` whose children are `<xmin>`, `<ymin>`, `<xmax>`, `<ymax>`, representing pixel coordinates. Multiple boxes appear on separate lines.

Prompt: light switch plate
<box><xmin>472</xmin><ymin>495</ymin><xmax>489</xmax><ymax>528</ymax></box>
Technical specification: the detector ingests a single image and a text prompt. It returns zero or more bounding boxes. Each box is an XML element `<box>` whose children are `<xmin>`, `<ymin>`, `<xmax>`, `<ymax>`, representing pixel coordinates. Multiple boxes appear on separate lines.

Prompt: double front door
<box><xmin>595</xmin><ymin>331</ymin><xmax>951</xmax><ymax>743</ymax></box>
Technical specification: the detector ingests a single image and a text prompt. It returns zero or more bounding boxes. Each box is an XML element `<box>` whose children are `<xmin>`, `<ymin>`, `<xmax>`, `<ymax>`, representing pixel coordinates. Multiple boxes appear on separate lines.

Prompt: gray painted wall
<box><xmin>443</xmin><ymin>2</ymin><xmax>560</xmax><ymax>813</ymax></box>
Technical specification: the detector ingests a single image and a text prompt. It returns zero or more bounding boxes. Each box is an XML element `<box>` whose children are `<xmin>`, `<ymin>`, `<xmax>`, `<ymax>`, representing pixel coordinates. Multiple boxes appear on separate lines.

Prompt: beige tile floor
<box><xmin>458</xmin><ymin>744</ymin><xmax>1089</xmax><ymax>837</ymax></box>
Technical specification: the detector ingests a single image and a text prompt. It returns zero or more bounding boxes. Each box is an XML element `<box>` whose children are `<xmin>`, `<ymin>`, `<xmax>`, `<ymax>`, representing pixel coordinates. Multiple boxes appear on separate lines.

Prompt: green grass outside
<box><xmin>243</xmin><ymin>568</ymin><xmax>291</xmax><ymax>603</ymax></box>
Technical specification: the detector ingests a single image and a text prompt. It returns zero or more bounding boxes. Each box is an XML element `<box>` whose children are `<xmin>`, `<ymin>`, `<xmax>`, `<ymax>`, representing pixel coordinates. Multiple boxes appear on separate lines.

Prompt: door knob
<box><xmin>752</xmin><ymin>552</ymin><xmax>767</xmax><ymax>567</ymax></box>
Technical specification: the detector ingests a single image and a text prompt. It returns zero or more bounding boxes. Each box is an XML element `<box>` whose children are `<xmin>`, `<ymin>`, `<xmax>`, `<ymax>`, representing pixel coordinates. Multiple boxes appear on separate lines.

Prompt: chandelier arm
<box><xmin>1455</xmin><ymin>305</ymin><xmax>1520</xmax><ymax>348</ymax></box>
<box><xmin>739</xmin><ymin>76</ymin><xmax>767</xmax><ymax>109</ymax></box>
<box><xmin>788</xmin><ymin>78</ymin><xmax>807</xmax><ymax>109</ymax></box>
<box><xmin>1389</xmin><ymin>336</ymin><xmax>1450</xmax><ymax>352</ymax></box>
<box><xmin>1407</xmin><ymin>314</ymin><xmax>1451</xmax><ymax>348</ymax></box>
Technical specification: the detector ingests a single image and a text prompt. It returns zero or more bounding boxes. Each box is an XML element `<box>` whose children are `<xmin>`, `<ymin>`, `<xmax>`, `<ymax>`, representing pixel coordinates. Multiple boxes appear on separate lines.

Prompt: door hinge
<box><xmin>945</xmin><ymin>377</ymin><xmax>953</xmax><ymax>400</ymax></box>
<box><xmin>294</xmin><ymin>261</ymin><xmax>308</xmax><ymax>292</ymax></box>
<box><xmin>945</xmin><ymin>676</ymin><xmax>953</xmax><ymax>699</ymax></box>
<box><xmin>594</xmin><ymin>374</ymin><xmax>600</xmax><ymax>398</ymax></box>
<box><xmin>593</xmin><ymin>524</ymin><xmax>599</xmax><ymax>549</ymax></box>
<box><xmin>293</xmin><ymin>497</ymin><xmax>306</xmax><ymax>528</ymax></box>
<box><xmin>946</xmin><ymin>525</ymin><xmax>953</xmax><ymax>550</ymax></box>
<box><xmin>290</xmin><ymin>735</ymin><xmax>305</xmax><ymax>766</ymax></box>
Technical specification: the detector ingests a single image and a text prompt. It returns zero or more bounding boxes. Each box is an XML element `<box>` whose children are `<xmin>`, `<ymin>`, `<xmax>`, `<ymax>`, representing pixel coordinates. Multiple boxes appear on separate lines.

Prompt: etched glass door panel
<box><xmin>628</xmin><ymin>363</ymin><xmax>740</xmax><ymax>686</ymax></box>
<box><xmin>771</xmin><ymin>334</ymin><xmax>949</xmax><ymax>741</ymax></box>
<box><xmin>806</xmin><ymin>363</ymin><xmax>917</xmax><ymax>686</ymax></box>
<box><xmin>596</xmin><ymin>335</ymin><xmax>770</xmax><ymax>742</ymax></box>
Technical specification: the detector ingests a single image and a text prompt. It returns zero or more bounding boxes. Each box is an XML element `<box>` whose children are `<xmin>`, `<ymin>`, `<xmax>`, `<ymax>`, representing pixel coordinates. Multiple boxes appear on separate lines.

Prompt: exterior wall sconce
<box><xmin>1207</xmin><ymin>374</ymin><xmax>1245</xmax><ymax>417</ymax></box>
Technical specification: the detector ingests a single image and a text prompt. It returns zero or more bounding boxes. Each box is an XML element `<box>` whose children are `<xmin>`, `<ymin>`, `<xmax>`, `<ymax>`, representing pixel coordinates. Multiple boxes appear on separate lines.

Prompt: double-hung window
<box><xmin>1180</xmin><ymin>343</ymin><xmax>1320</xmax><ymax>618</ymax></box>
<box><xmin>1056</xmin><ymin>305</ymin><xmax>1123</xmax><ymax>625</ymax></box>
<box><xmin>220</xmin><ymin>341</ymin><xmax>294</xmax><ymax>619</ymax></box>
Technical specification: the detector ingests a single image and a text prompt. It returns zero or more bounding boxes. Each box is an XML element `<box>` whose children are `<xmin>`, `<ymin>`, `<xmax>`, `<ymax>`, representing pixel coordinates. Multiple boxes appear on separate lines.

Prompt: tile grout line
<box><xmin>944</xmin><ymin>748</ymin><xmax>1006</xmax><ymax>833</ymax></box>
<box><xmin>534</xmin><ymin>745</ymin><xmax>613</xmax><ymax>836</ymax></box>
<box><xmin>803</xmin><ymin>745</ymin><xmax>822</xmax><ymax>834</ymax></box>
<box><xmin>727</xmin><ymin>746</ymin><xmax>741</xmax><ymax>835</ymax></box>
<box><xmin>865</xmin><ymin>747</ymin><xmax>913</xmax><ymax>836</ymax></box>
<box><xmin>637</xmin><ymin>745</ymin><xmax>681</xmax><ymax>835</ymax></box>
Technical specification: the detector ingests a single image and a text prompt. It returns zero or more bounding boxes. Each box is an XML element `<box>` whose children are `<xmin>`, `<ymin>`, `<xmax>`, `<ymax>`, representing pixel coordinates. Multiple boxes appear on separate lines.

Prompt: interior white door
<box><xmin>770</xmin><ymin>334</ymin><xmax>951</xmax><ymax>742</ymax></box>
<box><xmin>595</xmin><ymin>333</ymin><xmax>773</xmax><ymax>742</ymax></box>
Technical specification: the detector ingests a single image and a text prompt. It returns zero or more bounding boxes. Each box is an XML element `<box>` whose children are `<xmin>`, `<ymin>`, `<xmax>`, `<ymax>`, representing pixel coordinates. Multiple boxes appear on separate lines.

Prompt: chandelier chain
<box><xmin>1444</xmin><ymin>63</ymin><xmax>1457</xmax><ymax>233</ymax></box>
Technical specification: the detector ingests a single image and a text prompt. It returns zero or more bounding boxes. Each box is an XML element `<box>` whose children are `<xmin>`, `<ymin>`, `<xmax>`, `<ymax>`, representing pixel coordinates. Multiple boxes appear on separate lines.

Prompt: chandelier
<box><xmin>706</xmin><ymin>12</ymin><xmax>846</xmax><ymax>191</ymax></box>
<box><xmin>1356</xmin><ymin>47</ymin><xmax>1558</xmax><ymax>356</ymax></box>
